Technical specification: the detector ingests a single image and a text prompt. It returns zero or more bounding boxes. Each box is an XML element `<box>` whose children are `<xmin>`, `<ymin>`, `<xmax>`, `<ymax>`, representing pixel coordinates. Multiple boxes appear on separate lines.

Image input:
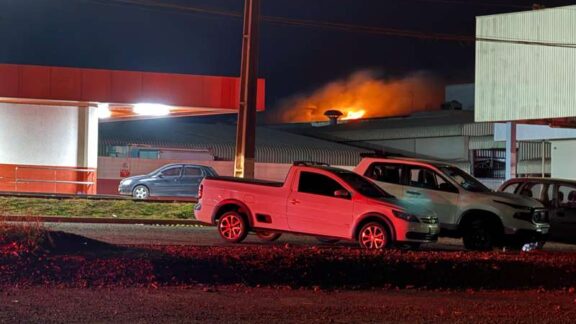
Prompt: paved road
<box><xmin>2</xmin><ymin>287</ymin><xmax>575</xmax><ymax>323</ymax></box>
<box><xmin>43</xmin><ymin>222</ymin><xmax>576</xmax><ymax>251</ymax></box>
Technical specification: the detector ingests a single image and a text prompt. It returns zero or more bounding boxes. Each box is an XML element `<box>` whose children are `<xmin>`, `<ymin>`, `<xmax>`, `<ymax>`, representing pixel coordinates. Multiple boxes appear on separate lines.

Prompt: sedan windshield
<box><xmin>438</xmin><ymin>166</ymin><xmax>491</xmax><ymax>193</ymax></box>
<box><xmin>335</xmin><ymin>171</ymin><xmax>394</xmax><ymax>199</ymax></box>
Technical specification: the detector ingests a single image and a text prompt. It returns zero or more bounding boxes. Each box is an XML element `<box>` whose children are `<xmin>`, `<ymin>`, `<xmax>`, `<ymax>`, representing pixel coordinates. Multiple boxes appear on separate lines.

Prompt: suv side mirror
<box><xmin>334</xmin><ymin>189</ymin><xmax>350</xmax><ymax>198</ymax></box>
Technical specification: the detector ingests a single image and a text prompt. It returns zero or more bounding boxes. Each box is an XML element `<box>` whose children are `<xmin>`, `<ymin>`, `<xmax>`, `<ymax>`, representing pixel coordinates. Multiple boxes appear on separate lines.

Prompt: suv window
<box><xmin>519</xmin><ymin>182</ymin><xmax>543</xmax><ymax>200</ymax></box>
<box><xmin>406</xmin><ymin>166</ymin><xmax>458</xmax><ymax>193</ymax></box>
<box><xmin>183</xmin><ymin>167</ymin><xmax>202</xmax><ymax>177</ymax></box>
<box><xmin>298</xmin><ymin>171</ymin><xmax>348</xmax><ymax>198</ymax></box>
<box><xmin>557</xmin><ymin>185</ymin><xmax>576</xmax><ymax>208</ymax></box>
<box><xmin>365</xmin><ymin>163</ymin><xmax>402</xmax><ymax>185</ymax></box>
<box><xmin>160</xmin><ymin>167</ymin><xmax>181</xmax><ymax>177</ymax></box>
<box><xmin>501</xmin><ymin>182</ymin><xmax>520</xmax><ymax>194</ymax></box>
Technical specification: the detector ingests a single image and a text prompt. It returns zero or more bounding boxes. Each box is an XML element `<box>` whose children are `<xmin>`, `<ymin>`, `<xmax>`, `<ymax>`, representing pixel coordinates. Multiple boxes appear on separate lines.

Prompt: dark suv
<box><xmin>118</xmin><ymin>164</ymin><xmax>218</xmax><ymax>199</ymax></box>
<box><xmin>499</xmin><ymin>178</ymin><xmax>576</xmax><ymax>243</ymax></box>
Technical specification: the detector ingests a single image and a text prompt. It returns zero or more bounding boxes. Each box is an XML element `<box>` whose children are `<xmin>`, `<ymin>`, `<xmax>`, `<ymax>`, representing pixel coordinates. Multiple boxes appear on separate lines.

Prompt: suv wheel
<box><xmin>358</xmin><ymin>222</ymin><xmax>389</xmax><ymax>249</ymax></box>
<box><xmin>463</xmin><ymin>219</ymin><xmax>494</xmax><ymax>251</ymax></box>
<box><xmin>255</xmin><ymin>231</ymin><xmax>282</xmax><ymax>242</ymax></box>
<box><xmin>218</xmin><ymin>212</ymin><xmax>248</xmax><ymax>243</ymax></box>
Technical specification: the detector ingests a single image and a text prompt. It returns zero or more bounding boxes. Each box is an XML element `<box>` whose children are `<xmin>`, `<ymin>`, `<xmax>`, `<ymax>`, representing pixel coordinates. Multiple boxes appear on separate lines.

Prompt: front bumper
<box><xmin>118</xmin><ymin>184</ymin><xmax>132</xmax><ymax>195</ymax></box>
<box><xmin>402</xmin><ymin>222</ymin><xmax>440</xmax><ymax>242</ymax></box>
<box><xmin>505</xmin><ymin>223</ymin><xmax>550</xmax><ymax>244</ymax></box>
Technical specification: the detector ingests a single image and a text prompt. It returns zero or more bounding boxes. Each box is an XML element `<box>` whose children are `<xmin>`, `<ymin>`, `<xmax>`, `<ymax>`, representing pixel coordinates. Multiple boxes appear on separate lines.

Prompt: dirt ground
<box><xmin>1</xmin><ymin>287</ymin><xmax>575</xmax><ymax>323</ymax></box>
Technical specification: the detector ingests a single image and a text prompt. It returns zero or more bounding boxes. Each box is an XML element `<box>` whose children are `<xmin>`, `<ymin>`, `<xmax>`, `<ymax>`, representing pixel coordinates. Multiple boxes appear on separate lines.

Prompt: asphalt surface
<box><xmin>42</xmin><ymin>222</ymin><xmax>576</xmax><ymax>251</ymax></box>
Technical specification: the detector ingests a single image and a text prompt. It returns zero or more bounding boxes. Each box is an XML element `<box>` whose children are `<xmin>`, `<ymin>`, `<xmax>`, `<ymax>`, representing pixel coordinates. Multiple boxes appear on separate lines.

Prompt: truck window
<box><xmin>298</xmin><ymin>171</ymin><xmax>348</xmax><ymax>198</ymax></box>
<box><xmin>365</xmin><ymin>163</ymin><xmax>402</xmax><ymax>185</ymax></box>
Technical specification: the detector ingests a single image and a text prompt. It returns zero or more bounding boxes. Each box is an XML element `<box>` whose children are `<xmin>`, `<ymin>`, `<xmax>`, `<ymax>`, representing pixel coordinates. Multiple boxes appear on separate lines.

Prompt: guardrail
<box><xmin>0</xmin><ymin>191</ymin><xmax>197</xmax><ymax>203</ymax></box>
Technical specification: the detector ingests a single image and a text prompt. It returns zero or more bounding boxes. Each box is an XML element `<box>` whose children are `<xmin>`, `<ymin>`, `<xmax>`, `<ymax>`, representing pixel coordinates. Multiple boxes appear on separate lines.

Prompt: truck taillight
<box><xmin>198</xmin><ymin>184</ymin><xmax>204</xmax><ymax>199</ymax></box>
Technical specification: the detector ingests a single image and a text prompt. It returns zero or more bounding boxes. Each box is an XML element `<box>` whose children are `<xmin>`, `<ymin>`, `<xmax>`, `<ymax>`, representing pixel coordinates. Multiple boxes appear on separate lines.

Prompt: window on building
<box><xmin>138</xmin><ymin>150</ymin><xmax>159</xmax><ymax>159</ymax></box>
<box><xmin>473</xmin><ymin>149</ymin><xmax>506</xmax><ymax>179</ymax></box>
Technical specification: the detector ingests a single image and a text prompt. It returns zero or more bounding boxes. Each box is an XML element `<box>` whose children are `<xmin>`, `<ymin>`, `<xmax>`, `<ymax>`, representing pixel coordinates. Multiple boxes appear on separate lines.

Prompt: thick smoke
<box><xmin>271</xmin><ymin>70</ymin><xmax>445</xmax><ymax>123</ymax></box>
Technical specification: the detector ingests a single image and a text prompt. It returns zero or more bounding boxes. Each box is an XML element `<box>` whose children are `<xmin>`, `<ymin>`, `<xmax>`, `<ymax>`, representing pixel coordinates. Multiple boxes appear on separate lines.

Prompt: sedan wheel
<box><xmin>218</xmin><ymin>212</ymin><xmax>248</xmax><ymax>243</ymax></box>
<box><xmin>132</xmin><ymin>185</ymin><xmax>150</xmax><ymax>200</ymax></box>
<box><xmin>359</xmin><ymin>222</ymin><xmax>389</xmax><ymax>249</ymax></box>
<box><xmin>255</xmin><ymin>231</ymin><xmax>282</xmax><ymax>242</ymax></box>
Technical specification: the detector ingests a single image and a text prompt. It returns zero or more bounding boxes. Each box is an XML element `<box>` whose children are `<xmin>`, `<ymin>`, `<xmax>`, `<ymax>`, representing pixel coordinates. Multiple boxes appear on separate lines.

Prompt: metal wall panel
<box><xmin>475</xmin><ymin>6</ymin><xmax>576</xmax><ymax>122</ymax></box>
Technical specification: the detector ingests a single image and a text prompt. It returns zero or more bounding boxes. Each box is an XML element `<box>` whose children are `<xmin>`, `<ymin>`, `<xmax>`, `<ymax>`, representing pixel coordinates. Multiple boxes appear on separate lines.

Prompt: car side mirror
<box><xmin>156</xmin><ymin>173</ymin><xmax>164</xmax><ymax>178</ymax></box>
<box><xmin>334</xmin><ymin>189</ymin><xmax>350</xmax><ymax>198</ymax></box>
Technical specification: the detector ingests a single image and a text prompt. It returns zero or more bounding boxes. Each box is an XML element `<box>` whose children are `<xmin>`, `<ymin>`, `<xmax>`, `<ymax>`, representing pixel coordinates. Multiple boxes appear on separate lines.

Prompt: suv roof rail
<box><xmin>360</xmin><ymin>151</ymin><xmax>406</xmax><ymax>158</ymax></box>
<box><xmin>293</xmin><ymin>161</ymin><xmax>331</xmax><ymax>167</ymax></box>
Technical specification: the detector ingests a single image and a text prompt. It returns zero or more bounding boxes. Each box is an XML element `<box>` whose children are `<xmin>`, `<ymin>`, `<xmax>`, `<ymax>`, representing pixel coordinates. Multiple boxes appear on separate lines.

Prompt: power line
<box><xmin>82</xmin><ymin>0</ymin><xmax>576</xmax><ymax>47</ymax></box>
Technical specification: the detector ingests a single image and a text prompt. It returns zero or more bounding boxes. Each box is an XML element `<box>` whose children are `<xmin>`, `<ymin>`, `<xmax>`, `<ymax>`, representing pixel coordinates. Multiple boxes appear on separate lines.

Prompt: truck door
<box><xmin>287</xmin><ymin>171</ymin><xmax>354</xmax><ymax>238</ymax></box>
<box><xmin>402</xmin><ymin>165</ymin><xmax>460</xmax><ymax>227</ymax></box>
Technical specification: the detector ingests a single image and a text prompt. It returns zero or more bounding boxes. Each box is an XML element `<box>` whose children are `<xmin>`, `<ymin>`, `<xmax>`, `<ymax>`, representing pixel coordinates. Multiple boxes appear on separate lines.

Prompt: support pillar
<box><xmin>505</xmin><ymin>122</ymin><xmax>517</xmax><ymax>180</ymax></box>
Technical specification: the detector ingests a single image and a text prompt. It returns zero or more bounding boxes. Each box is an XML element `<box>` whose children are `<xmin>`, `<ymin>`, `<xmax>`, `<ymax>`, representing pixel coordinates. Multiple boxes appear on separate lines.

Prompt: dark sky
<box><xmin>0</xmin><ymin>0</ymin><xmax>574</xmax><ymax>118</ymax></box>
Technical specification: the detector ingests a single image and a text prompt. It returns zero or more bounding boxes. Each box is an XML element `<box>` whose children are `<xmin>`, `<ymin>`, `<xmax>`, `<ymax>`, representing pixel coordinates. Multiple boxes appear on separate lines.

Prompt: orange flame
<box><xmin>342</xmin><ymin>109</ymin><xmax>366</xmax><ymax>120</ymax></box>
<box><xmin>270</xmin><ymin>71</ymin><xmax>444</xmax><ymax>123</ymax></box>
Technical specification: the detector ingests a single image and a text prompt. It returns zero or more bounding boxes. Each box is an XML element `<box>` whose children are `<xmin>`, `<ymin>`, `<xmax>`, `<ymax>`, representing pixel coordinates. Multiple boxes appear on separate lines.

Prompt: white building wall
<box><xmin>551</xmin><ymin>140</ymin><xmax>576</xmax><ymax>180</ymax></box>
<box><xmin>0</xmin><ymin>103</ymin><xmax>98</xmax><ymax>168</ymax></box>
<box><xmin>475</xmin><ymin>6</ymin><xmax>576</xmax><ymax>122</ymax></box>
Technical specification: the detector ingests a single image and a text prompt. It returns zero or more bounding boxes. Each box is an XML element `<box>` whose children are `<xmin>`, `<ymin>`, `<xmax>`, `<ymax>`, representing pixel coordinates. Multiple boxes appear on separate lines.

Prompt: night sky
<box><xmin>0</xmin><ymin>0</ymin><xmax>574</xmax><ymax>119</ymax></box>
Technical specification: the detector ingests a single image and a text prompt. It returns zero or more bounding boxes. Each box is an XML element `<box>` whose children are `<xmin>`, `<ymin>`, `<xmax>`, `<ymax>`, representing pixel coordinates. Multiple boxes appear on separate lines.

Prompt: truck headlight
<box><xmin>531</xmin><ymin>209</ymin><xmax>549</xmax><ymax>223</ymax></box>
<box><xmin>392</xmin><ymin>210</ymin><xmax>420</xmax><ymax>223</ymax></box>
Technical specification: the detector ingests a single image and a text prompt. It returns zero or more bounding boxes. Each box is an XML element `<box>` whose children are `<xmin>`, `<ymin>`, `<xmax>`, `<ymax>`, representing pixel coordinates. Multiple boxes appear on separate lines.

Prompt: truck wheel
<box><xmin>256</xmin><ymin>231</ymin><xmax>282</xmax><ymax>242</ymax></box>
<box><xmin>218</xmin><ymin>212</ymin><xmax>248</xmax><ymax>243</ymax></box>
<box><xmin>358</xmin><ymin>222</ymin><xmax>389</xmax><ymax>249</ymax></box>
<box><xmin>463</xmin><ymin>219</ymin><xmax>494</xmax><ymax>251</ymax></box>
<box><xmin>316</xmin><ymin>237</ymin><xmax>340</xmax><ymax>244</ymax></box>
<box><xmin>132</xmin><ymin>185</ymin><xmax>150</xmax><ymax>200</ymax></box>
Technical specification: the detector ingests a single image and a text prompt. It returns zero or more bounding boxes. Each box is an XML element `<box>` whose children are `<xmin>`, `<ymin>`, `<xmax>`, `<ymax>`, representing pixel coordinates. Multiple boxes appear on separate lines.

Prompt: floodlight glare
<box><xmin>133</xmin><ymin>103</ymin><xmax>171</xmax><ymax>116</ymax></box>
<box><xmin>97</xmin><ymin>103</ymin><xmax>111</xmax><ymax>119</ymax></box>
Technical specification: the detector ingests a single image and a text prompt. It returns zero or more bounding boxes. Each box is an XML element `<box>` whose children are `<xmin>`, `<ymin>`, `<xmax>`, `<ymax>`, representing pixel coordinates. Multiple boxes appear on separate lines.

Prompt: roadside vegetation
<box><xmin>0</xmin><ymin>197</ymin><xmax>195</xmax><ymax>220</ymax></box>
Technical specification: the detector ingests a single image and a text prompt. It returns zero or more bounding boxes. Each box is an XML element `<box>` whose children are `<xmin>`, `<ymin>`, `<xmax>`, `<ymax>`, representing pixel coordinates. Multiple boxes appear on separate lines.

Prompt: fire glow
<box><xmin>271</xmin><ymin>71</ymin><xmax>444</xmax><ymax>123</ymax></box>
<box><xmin>342</xmin><ymin>109</ymin><xmax>366</xmax><ymax>120</ymax></box>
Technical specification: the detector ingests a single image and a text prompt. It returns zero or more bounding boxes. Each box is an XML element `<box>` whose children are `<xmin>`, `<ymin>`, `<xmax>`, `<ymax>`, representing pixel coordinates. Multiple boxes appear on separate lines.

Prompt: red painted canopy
<box><xmin>0</xmin><ymin>64</ymin><xmax>265</xmax><ymax>110</ymax></box>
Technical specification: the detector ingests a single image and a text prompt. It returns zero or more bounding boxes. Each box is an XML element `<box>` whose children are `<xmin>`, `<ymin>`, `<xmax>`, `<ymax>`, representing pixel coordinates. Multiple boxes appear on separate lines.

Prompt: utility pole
<box><xmin>234</xmin><ymin>0</ymin><xmax>261</xmax><ymax>178</ymax></box>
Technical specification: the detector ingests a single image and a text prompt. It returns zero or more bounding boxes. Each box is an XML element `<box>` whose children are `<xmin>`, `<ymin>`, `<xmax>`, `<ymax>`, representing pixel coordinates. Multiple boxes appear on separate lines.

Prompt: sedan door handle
<box><xmin>290</xmin><ymin>199</ymin><xmax>300</xmax><ymax>205</ymax></box>
<box><xmin>406</xmin><ymin>191</ymin><xmax>421</xmax><ymax>196</ymax></box>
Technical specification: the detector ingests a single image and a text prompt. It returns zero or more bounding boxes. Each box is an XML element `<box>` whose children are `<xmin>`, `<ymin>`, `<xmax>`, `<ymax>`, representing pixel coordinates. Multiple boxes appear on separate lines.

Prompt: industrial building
<box><xmin>475</xmin><ymin>5</ymin><xmax>576</xmax><ymax>180</ymax></box>
<box><xmin>0</xmin><ymin>63</ymin><xmax>265</xmax><ymax>195</ymax></box>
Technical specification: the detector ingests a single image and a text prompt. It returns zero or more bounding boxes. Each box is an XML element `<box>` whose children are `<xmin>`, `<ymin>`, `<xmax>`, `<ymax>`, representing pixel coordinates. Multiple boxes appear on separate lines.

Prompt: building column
<box><xmin>76</xmin><ymin>105</ymin><xmax>99</xmax><ymax>194</ymax></box>
<box><xmin>505</xmin><ymin>122</ymin><xmax>517</xmax><ymax>180</ymax></box>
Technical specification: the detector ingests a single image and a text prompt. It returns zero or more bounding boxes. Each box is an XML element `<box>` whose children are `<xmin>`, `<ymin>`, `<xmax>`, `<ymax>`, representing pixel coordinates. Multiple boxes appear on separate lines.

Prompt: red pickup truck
<box><xmin>194</xmin><ymin>162</ymin><xmax>440</xmax><ymax>249</ymax></box>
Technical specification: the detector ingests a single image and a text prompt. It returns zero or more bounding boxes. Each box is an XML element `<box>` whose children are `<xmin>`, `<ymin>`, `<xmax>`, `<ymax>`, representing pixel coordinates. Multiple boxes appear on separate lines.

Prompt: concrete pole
<box><xmin>234</xmin><ymin>0</ymin><xmax>261</xmax><ymax>178</ymax></box>
<box><xmin>505</xmin><ymin>122</ymin><xmax>517</xmax><ymax>180</ymax></box>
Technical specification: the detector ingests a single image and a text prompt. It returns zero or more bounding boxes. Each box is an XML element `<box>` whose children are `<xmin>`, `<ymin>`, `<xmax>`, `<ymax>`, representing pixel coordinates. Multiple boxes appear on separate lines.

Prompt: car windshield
<box><xmin>335</xmin><ymin>170</ymin><xmax>394</xmax><ymax>199</ymax></box>
<box><xmin>438</xmin><ymin>166</ymin><xmax>491</xmax><ymax>193</ymax></box>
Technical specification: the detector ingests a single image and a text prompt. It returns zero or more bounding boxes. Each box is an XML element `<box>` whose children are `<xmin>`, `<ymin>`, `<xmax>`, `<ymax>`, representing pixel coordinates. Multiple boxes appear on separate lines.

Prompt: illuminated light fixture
<box><xmin>133</xmin><ymin>103</ymin><xmax>171</xmax><ymax>116</ymax></box>
<box><xmin>97</xmin><ymin>103</ymin><xmax>112</xmax><ymax>119</ymax></box>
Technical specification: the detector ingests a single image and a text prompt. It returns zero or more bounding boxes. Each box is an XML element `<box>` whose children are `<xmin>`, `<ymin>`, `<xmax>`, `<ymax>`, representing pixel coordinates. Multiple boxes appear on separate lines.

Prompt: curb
<box><xmin>0</xmin><ymin>215</ymin><xmax>206</xmax><ymax>226</ymax></box>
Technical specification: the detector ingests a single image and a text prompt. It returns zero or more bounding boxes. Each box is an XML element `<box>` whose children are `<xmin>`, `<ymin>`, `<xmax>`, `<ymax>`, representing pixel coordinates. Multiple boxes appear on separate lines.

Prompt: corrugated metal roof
<box><xmin>99</xmin><ymin>120</ymin><xmax>369</xmax><ymax>166</ymax></box>
<box><xmin>462</xmin><ymin>123</ymin><xmax>494</xmax><ymax>136</ymax></box>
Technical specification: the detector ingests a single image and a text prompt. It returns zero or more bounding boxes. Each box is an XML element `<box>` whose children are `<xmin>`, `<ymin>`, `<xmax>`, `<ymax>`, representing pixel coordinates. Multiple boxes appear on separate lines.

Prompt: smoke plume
<box><xmin>271</xmin><ymin>71</ymin><xmax>445</xmax><ymax>123</ymax></box>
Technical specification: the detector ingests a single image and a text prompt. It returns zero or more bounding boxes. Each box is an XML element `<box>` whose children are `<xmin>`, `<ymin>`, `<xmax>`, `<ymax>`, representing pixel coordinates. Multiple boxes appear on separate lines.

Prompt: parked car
<box><xmin>195</xmin><ymin>162</ymin><xmax>440</xmax><ymax>249</ymax></box>
<box><xmin>498</xmin><ymin>177</ymin><xmax>576</xmax><ymax>243</ymax></box>
<box><xmin>354</xmin><ymin>156</ymin><xmax>550</xmax><ymax>250</ymax></box>
<box><xmin>118</xmin><ymin>164</ymin><xmax>218</xmax><ymax>199</ymax></box>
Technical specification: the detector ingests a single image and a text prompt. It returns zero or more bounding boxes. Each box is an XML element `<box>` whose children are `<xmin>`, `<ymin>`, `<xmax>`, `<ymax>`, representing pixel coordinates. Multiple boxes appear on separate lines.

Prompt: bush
<box><xmin>0</xmin><ymin>219</ymin><xmax>46</xmax><ymax>256</ymax></box>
